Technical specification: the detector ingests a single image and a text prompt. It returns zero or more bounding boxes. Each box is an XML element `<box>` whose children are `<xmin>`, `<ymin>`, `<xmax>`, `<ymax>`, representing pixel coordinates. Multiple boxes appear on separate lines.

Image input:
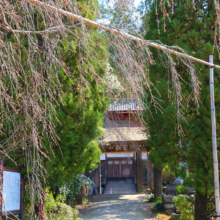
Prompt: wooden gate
<box><xmin>107</xmin><ymin>159</ymin><xmax>133</xmax><ymax>178</ymax></box>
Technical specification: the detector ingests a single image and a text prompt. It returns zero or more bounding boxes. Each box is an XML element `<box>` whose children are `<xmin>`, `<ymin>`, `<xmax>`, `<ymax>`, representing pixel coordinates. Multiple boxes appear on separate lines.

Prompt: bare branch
<box><xmin>2</xmin><ymin>24</ymin><xmax>81</xmax><ymax>35</ymax></box>
<box><xmin>24</xmin><ymin>0</ymin><xmax>220</xmax><ymax>70</ymax></box>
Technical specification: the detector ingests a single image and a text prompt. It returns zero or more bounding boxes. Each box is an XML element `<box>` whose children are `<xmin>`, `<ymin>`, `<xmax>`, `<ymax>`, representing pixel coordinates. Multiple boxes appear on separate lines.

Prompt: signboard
<box><xmin>3</xmin><ymin>171</ymin><xmax>21</xmax><ymax>212</ymax></box>
<box><xmin>106</xmin><ymin>145</ymin><xmax>129</xmax><ymax>152</ymax></box>
<box><xmin>0</xmin><ymin>161</ymin><xmax>24</xmax><ymax>219</ymax></box>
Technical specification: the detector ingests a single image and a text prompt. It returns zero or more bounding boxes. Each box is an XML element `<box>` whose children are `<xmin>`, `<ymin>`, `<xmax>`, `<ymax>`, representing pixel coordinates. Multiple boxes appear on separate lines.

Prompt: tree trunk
<box><xmin>35</xmin><ymin>190</ymin><xmax>46</xmax><ymax>220</ymax></box>
<box><xmin>195</xmin><ymin>190</ymin><xmax>208</xmax><ymax>220</ymax></box>
<box><xmin>154</xmin><ymin>166</ymin><xmax>162</xmax><ymax>198</ymax></box>
<box><xmin>75</xmin><ymin>186</ymin><xmax>84</xmax><ymax>205</ymax></box>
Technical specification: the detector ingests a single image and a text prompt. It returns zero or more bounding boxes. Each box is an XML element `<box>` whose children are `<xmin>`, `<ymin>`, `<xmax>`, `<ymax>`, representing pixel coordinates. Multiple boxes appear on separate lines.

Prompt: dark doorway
<box><xmin>107</xmin><ymin>158</ymin><xmax>134</xmax><ymax>179</ymax></box>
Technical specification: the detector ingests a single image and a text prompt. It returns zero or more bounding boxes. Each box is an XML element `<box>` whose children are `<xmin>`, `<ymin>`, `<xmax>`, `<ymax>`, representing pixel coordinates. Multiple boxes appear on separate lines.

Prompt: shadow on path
<box><xmin>79</xmin><ymin>194</ymin><xmax>156</xmax><ymax>220</ymax></box>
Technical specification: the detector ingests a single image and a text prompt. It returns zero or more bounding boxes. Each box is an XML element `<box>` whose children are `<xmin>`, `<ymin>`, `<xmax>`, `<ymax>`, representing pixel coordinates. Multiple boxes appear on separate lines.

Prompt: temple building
<box><xmin>86</xmin><ymin>99</ymin><xmax>154</xmax><ymax>193</ymax></box>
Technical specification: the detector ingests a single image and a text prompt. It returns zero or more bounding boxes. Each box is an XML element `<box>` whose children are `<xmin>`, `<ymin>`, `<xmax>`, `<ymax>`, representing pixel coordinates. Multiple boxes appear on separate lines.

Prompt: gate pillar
<box><xmin>136</xmin><ymin>153</ymin><xmax>143</xmax><ymax>193</ymax></box>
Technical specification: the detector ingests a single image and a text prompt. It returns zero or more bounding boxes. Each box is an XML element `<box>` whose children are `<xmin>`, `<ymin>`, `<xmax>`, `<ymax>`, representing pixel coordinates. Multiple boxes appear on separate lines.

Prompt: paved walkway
<box><xmin>79</xmin><ymin>194</ymin><xmax>156</xmax><ymax>220</ymax></box>
<box><xmin>104</xmin><ymin>182</ymin><xmax>136</xmax><ymax>194</ymax></box>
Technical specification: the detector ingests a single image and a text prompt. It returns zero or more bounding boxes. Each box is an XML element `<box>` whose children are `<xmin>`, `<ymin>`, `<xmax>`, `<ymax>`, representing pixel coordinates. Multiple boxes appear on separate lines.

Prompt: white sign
<box><xmin>142</xmin><ymin>153</ymin><xmax>148</xmax><ymax>160</ymax></box>
<box><xmin>3</xmin><ymin>171</ymin><xmax>21</xmax><ymax>212</ymax></box>
<box><xmin>100</xmin><ymin>154</ymin><xmax>106</xmax><ymax>160</ymax></box>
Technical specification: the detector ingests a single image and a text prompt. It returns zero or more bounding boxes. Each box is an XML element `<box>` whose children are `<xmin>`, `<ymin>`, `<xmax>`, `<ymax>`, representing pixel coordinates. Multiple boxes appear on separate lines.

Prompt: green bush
<box><xmin>148</xmin><ymin>196</ymin><xmax>157</xmax><ymax>203</ymax></box>
<box><xmin>23</xmin><ymin>188</ymin><xmax>80</xmax><ymax>220</ymax></box>
<box><xmin>177</xmin><ymin>185</ymin><xmax>188</xmax><ymax>195</ymax></box>
<box><xmin>174</xmin><ymin>195</ymin><xmax>194</xmax><ymax>220</ymax></box>
<box><xmin>153</xmin><ymin>202</ymin><xmax>163</xmax><ymax>210</ymax></box>
<box><xmin>46</xmin><ymin>203</ymin><xmax>80</xmax><ymax>220</ymax></box>
<box><xmin>153</xmin><ymin>196</ymin><xmax>163</xmax><ymax>210</ymax></box>
<box><xmin>156</xmin><ymin>196</ymin><xmax>163</xmax><ymax>203</ymax></box>
<box><xmin>60</xmin><ymin>174</ymin><xmax>93</xmax><ymax>204</ymax></box>
<box><xmin>45</xmin><ymin>188</ymin><xmax>80</xmax><ymax>220</ymax></box>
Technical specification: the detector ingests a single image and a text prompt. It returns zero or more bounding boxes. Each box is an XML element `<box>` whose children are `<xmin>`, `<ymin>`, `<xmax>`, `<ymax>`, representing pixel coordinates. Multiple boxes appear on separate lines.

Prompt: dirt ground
<box><xmin>78</xmin><ymin>194</ymin><xmax>157</xmax><ymax>220</ymax></box>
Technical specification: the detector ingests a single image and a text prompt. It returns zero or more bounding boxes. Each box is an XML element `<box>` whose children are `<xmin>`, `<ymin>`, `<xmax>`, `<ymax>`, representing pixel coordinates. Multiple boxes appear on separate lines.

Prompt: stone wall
<box><xmin>161</xmin><ymin>194</ymin><xmax>195</xmax><ymax>220</ymax></box>
<box><xmin>162</xmin><ymin>194</ymin><xmax>175</xmax><ymax>215</ymax></box>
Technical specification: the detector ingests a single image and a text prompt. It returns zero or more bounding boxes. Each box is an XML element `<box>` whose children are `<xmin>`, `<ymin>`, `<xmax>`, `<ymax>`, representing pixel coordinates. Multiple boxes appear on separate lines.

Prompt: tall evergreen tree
<box><xmin>46</xmin><ymin>32</ymin><xmax>109</xmax><ymax>186</ymax></box>
<box><xmin>144</xmin><ymin>1</ymin><xmax>220</xmax><ymax>219</ymax></box>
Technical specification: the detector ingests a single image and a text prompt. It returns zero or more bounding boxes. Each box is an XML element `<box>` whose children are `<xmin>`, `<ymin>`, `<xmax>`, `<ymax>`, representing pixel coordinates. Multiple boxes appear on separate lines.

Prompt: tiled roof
<box><xmin>108</xmin><ymin>98</ymin><xmax>143</xmax><ymax>111</ymax></box>
<box><xmin>100</xmin><ymin>118</ymin><xmax>147</xmax><ymax>144</ymax></box>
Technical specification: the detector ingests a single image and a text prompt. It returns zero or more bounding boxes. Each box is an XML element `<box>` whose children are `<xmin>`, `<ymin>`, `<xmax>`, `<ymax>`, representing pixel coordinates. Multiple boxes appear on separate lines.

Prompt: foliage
<box><xmin>162</xmin><ymin>165</ymin><xmax>175</xmax><ymax>184</ymax></box>
<box><xmin>60</xmin><ymin>174</ymin><xmax>93</xmax><ymax>203</ymax></box>
<box><xmin>46</xmin><ymin>30</ymin><xmax>109</xmax><ymax>188</ymax></box>
<box><xmin>148</xmin><ymin>196</ymin><xmax>157</xmax><ymax>203</ymax></box>
<box><xmin>143</xmin><ymin>0</ymin><xmax>219</xmax><ymax>218</ymax></box>
<box><xmin>156</xmin><ymin>196</ymin><xmax>163</xmax><ymax>203</ymax></box>
<box><xmin>153</xmin><ymin>202</ymin><xmax>163</xmax><ymax>210</ymax></box>
<box><xmin>99</xmin><ymin>0</ymin><xmax>139</xmax><ymax>31</ymax></box>
<box><xmin>83</xmin><ymin>198</ymin><xmax>89</xmax><ymax>203</ymax></box>
<box><xmin>0</xmin><ymin>0</ymin><xmax>206</xmax><ymax>217</ymax></box>
<box><xmin>1</xmin><ymin>0</ymin><xmax>109</xmax><ymax>214</ymax></box>
<box><xmin>177</xmin><ymin>185</ymin><xmax>188</xmax><ymax>195</ymax></box>
<box><xmin>206</xmin><ymin>194</ymin><xmax>215</xmax><ymax>219</ymax></box>
<box><xmin>174</xmin><ymin>196</ymin><xmax>194</xmax><ymax>220</ymax></box>
<box><xmin>45</xmin><ymin>190</ymin><xmax>80</xmax><ymax>220</ymax></box>
<box><xmin>153</xmin><ymin>196</ymin><xmax>163</xmax><ymax>210</ymax></box>
<box><xmin>46</xmin><ymin>203</ymin><xmax>80</xmax><ymax>220</ymax></box>
<box><xmin>23</xmin><ymin>188</ymin><xmax>80</xmax><ymax>220</ymax></box>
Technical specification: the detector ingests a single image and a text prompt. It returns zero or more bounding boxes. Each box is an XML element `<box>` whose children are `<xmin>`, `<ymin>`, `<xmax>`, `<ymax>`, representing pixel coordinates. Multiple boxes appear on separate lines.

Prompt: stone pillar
<box><xmin>136</xmin><ymin>152</ymin><xmax>143</xmax><ymax>193</ymax></box>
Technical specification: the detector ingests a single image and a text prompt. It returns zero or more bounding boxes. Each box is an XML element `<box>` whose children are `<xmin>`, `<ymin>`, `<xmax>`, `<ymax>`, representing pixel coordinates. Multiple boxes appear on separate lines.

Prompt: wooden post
<box><xmin>136</xmin><ymin>153</ymin><xmax>143</xmax><ymax>193</ymax></box>
<box><xmin>98</xmin><ymin>163</ymin><xmax>101</xmax><ymax>194</ymax></box>
<box><xmin>0</xmin><ymin>161</ymin><xmax>3</xmax><ymax>220</ymax></box>
<box><xmin>19</xmin><ymin>173</ymin><xmax>24</xmax><ymax>219</ymax></box>
<box><xmin>209</xmin><ymin>55</ymin><xmax>220</xmax><ymax>219</ymax></box>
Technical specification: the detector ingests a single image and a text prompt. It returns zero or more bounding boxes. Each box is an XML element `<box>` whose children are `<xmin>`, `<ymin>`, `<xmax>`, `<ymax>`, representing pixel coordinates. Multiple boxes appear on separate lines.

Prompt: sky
<box><xmin>97</xmin><ymin>0</ymin><xmax>142</xmax><ymax>25</ymax></box>
<box><xmin>134</xmin><ymin>0</ymin><xmax>141</xmax><ymax>7</ymax></box>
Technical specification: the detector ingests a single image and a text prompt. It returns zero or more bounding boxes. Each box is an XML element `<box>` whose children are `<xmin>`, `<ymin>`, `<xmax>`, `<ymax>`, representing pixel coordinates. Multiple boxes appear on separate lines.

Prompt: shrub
<box><xmin>177</xmin><ymin>185</ymin><xmax>188</xmax><ymax>194</ymax></box>
<box><xmin>46</xmin><ymin>203</ymin><xmax>80</xmax><ymax>220</ymax></box>
<box><xmin>153</xmin><ymin>196</ymin><xmax>163</xmax><ymax>210</ymax></box>
<box><xmin>153</xmin><ymin>202</ymin><xmax>163</xmax><ymax>210</ymax></box>
<box><xmin>148</xmin><ymin>196</ymin><xmax>157</xmax><ymax>203</ymax></box>
<box><xmin>156</xmin><ymin>196</ymin><xmax>163</xmax><ymax>203</ymax></box>
<box><xmin>60</xmin><ymin>174</ymin><xmax>93</xmax><ymax>204</ymax></box>
<box><xmin>45</xmin><ymin>188</ymin><xmax>80</xmax><ymax>220</ymax></box>
<box><xmin>174</xmin><ymin>195</ymin><xmax>194</xmax><ymax>220</ymax></box>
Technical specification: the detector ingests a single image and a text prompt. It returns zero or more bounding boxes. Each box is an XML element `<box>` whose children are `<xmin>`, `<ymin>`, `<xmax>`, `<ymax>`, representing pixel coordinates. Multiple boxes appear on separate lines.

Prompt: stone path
<box><xmin>104</xmin><ymin>182</ymin><xmax>136</xmax><ymax>194</ymax></box>
<box><xmin>79</xmin><ymin>194</ymin><xmax>157</xmax><ymax>220</ymax></box>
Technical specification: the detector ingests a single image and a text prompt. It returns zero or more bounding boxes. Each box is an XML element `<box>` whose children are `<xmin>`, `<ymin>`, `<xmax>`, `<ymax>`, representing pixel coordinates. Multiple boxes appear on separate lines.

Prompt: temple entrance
<box><xmin>85</xmin><ymin>99</ymin><xmax>155</xmax><ymax>194</ymax></box>
<box><xmin>107</xmin><ymin>158</ymin><xmax>134</xmax><ymax>179</ymax></box>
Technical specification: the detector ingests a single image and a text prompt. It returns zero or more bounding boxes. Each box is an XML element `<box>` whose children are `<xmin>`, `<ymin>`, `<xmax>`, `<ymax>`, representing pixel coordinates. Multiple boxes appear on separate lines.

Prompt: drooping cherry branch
<box><xmin>21</xmin><ymin>0</ymin><xmax>220</xmax><ymax>70</ymax></box>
